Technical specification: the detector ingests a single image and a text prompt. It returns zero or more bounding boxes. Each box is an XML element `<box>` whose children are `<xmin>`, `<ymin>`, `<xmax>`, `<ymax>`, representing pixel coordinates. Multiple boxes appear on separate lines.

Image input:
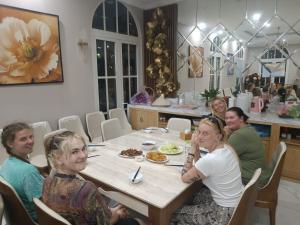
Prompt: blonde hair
<box><xmin>210</xmin><ymin>96</ymin><xmax>227</xmax><ymax>119</ymax></box>
<box><xmin>44</xmin><ymin>131</ymin><xmax>86</xmax><ymax>169</ymax></box>
<box><xmin>199</xmin><ymin>117</ymin><xmax>226</xmax><ymax>142</ymax></box>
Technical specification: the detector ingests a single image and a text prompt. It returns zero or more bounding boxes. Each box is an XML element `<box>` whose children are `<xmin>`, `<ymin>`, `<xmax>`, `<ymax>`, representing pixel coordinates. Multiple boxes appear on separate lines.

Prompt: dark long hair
<box><xmin>227</xmin><ymin>107</ymin><xmax>249</xmax><ymax>122</ymax></box>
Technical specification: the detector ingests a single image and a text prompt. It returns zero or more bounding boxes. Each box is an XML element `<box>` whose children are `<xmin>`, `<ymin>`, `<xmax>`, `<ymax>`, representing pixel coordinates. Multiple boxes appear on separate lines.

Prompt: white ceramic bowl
<box><xmin>141</xmin><ymin>141</ymin><xmax>156</xmax><ymax>151</ymax></box>
<box><xmin>129</xmin><ymin>172</ymin><xmax>143</xmax><ymax>184</ymax></box>
<box><xmin>144</xmin><ymin>128</ymin><xmax>153</xmax><ymax>134</ymax></box>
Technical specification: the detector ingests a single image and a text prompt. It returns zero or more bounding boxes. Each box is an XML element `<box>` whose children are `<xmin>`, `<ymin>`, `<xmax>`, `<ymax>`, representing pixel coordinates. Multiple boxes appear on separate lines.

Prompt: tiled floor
<box><xmin>1</xmin><ymin>179</ymin><xmax>300</xmax><ymax>225</ymax></box>
<box><xmin>251</xmin><ymin>179</ymin><xmax>300</xmax><ymax>225</ymax></box>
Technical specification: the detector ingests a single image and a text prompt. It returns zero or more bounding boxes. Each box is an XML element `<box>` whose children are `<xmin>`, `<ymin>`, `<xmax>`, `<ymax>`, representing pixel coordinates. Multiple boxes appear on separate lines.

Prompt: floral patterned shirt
<box><xmin>42</xmin><ymin>172</ymin><xmax>111</xmax><ymax>225</ymax></box>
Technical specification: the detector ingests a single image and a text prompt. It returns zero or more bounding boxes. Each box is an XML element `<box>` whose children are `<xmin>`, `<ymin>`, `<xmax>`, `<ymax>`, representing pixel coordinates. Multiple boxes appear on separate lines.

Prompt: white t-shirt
<box><xmin>195</xmin><ymin>144</ymin><xmax>244</xmax><ymax>207</ymax></box>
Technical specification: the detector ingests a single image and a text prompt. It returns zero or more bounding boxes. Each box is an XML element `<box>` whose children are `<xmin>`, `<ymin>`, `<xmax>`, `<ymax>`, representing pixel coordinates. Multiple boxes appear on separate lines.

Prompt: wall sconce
<box><xmin>78</xmin><ymin>39</ymin><xmax>88</xmax><ymax>48</ymax></box>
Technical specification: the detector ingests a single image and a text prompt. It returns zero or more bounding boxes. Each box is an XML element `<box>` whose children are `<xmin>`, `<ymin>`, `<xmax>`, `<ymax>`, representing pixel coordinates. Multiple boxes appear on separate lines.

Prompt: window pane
<box><xmin>96</xmin><ymin>40</ymin><xmax>105</xmax><ymax>77</ymax></box>
<box><xmin>98</xmin><ymin>79</ymin><xmax>107</xmax><ymax>112</ymax></box>
<box><xmin>123</xmin><ymin>78</ymin><xmax>129</xmax><ymax>103</ymax></box>
<box><xmin>130</xmin><ymin>77</ymin><xmax>137</xmax><ymax>97</ymax></box>
<box><xmin>92</xmin><ymin>3</ymin><xmax>104</xmax><ymax>30</ymax></box>
<box><xmin>129</xmin><ymin>45</ymin><xmax>136</xmax><ymax>75</ymax></box>
<box><xmin>122</xmin><ymin>44</ymin><xmax>128</xmax><ymax>76</ymax></box>
<box><xmin>129</xmin><ymin>13</ymin><xmax>138</xmax><ymax>36</ymax></box>
<box><xmin>106</xmin><ymin>41</ymin><xmax>115</xmax><ymax>76</ymax></box>
<box><xmin>108</xmin><ymin>79</ymin><xmax>117</xmax><ymax>109</ymax></box>
<box><xmin>105</xmin><ymin>0</ymin><xmax>116</xmax><ymax>32</ymax></box>
<box><xmin>118</xmin><ymin>2</ymin><xmax>127</xmax><ymax>34</ymax></box>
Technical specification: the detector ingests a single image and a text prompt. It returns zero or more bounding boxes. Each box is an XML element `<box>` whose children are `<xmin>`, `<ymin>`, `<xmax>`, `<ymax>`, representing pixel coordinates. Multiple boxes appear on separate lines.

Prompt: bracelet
<box><xmin>188</xmin><ymin>153</ymin><xmax>195</xmax><ymax>157</ymax></box>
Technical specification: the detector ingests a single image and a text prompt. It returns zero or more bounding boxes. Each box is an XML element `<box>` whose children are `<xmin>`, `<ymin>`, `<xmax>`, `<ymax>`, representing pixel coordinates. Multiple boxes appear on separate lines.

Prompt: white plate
<box><xmin>118</xmin><ymin>150</ymin><xmax>143</xmax><ymax>158</ymax></box>
<box><xmin>158</xmin><ymin>144</ymin><xmax>183</xmax><ymax>155</ymax></box>
<box><xmin>129</xmin><ymin>172</ymin><xmax>143</xmax><ymax>184</ymax></box>
<box><xmin>145</xmin><ymin>152</ymin><xmax>169</xmax><ymax>164</ymax></box>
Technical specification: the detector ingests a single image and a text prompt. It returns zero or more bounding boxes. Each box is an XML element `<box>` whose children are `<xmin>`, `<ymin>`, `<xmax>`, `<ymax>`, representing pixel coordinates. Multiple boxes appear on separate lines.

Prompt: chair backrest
<box><xmin>228</xmin><ymin>168</ymin><xmax>261</xmax><ymax>225</ymax></box>
<box><xmin>101</xmin><ymin>118</ymin><xmax>123</xmax><ymax>141</ymax></box>
<box><xmin>0</xmin><ymin>129</ymin><xmax>9</xmax><ymax>164</ymax></box>
<box><xmin>58</xmin><ymin>115</ymin><xmax>89</xmax><ymax>143</ymax></box>
<box><xmin>86</xmin><ymin>111</ymin><xmax>105</xmax><ymax>143</ymax></box>
<box><xmin>30</xmin><ymin>121</ymin><xmax>52</xmax><ymax>158</ymax></box>
<box><xmin>109</xmin><ymin>108</ymin><xmax>132</xmax><ymax>135</ymax></box>
<box><xmin>167</xmin><ymin>118</ymin><xmax>191</xmax><ymax>132</ymax></box>
<box><xmin>33</xmin><ymin>198</ymin><xmax>71</xmax><ymax>225</ymax></box>
<box><xmin>261</xmin><ymin>142</ymin><xmax>287</xmax><ymax>191</ymax></box>
<box><xmin>0</xmin><ymin>176</ymin><xmax>37</xmax><ymax>225</ymax></box>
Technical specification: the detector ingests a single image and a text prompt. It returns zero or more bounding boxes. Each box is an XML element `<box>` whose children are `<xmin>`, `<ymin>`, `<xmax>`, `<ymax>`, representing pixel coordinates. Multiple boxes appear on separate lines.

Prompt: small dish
<box><xmin>144</xmin><ymin>128</ymin><xmax>153</xmax><ymax>134</ymax></box>
<box><xmin>141</xmin><ymin>141</ymin><xmax>156</xmax><ymax>151</ymax></box>
<box><xmin>129</xmin><ymin>172</ymin><xmax>143</xmax><ymax>184</ymax></box>
<box><xmin>135</xmin><ymin>155</ymin><xmax>145</xmax><ymax>162</ymax></box>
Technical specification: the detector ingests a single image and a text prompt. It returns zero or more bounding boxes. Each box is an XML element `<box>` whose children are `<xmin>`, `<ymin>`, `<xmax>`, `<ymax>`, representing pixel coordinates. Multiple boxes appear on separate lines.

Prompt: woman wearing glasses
<box><xmin>42</xmin><ymin>131</ymin><xmax>140</xmax><ymax>225</ymax></box>
<box><xmin>225</xmin><ymin>107</ymin><xmax>271</xmax><ymax>185</ymax></box>
<box><xmin>0</xmin><ymin>122</ymin><xmax>44</xmax><ymax>221</ymax></box>
<box><xmin>171</xmin><ymin>117</ymin><xmax>243</xmax><ymax>225</ymax></box>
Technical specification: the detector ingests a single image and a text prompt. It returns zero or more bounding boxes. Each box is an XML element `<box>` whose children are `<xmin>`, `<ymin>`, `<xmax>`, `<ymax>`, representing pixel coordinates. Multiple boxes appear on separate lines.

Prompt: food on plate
<box><xmin>159</xmin><ymin>143</ymin><xmax>182</xmax><ymax>154</ymax></box>
<box><xmin>120</xmin><ymin>148</ymin><xmax>143</xmax><ymax>157</ymax></box>
<box><xmin>146</xmin><ymin>151</ymin><xmax>167</xmax><ymax>162</ymax></box>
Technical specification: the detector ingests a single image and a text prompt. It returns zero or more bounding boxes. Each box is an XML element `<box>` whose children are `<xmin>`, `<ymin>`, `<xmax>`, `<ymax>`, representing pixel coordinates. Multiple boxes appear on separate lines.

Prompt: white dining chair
<box><xmin>167</xmin><ymin>118</ymin><xmax>191</xmax><ymax>132</ymax></box>
<box><xmin>58</xmin><ymin>115</ymin><xmax>89</xmax><ymax>143</ymax></box>
<box><xmin>29</xmin><ymin>121</ymin><xmax>52</xmax><ymax>171</ymax></box>
<box><xmin>85</xmin><ymin>111</ymin><xmax>105</xmax><ymax>143</ymax></box>
<box><xmin>0</xmin><ymin>128</ymin><xmax>10</xmax><ymax>164</ymax></box>
<box><xmin>101</xmin><ymin>118</ymin><xmax>123</xmax><ymax>141</ymax></box>
<box><xmin>109</xmin><ymin>108</ymin><xmax>132</xmax><ymax>135</ymax></box>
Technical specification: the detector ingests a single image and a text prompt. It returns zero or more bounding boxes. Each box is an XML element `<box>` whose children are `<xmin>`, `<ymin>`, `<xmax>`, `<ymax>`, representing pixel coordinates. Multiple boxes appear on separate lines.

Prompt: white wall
<box><xmin>0</xmin><ymin>0</ymin><xmax>143</xmax><ymax>130</ymax></box>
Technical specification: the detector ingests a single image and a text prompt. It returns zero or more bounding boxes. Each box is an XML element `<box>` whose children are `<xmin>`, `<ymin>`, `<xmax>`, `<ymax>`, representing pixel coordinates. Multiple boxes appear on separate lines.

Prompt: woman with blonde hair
<box><xmin>42</xmin><ymin>130</ymin><xmax>140</xmax><ymax>225</ymax></box>
<box><xmin>170</xmin><ymin>117</ymin><xmax>243</xmax><ymax>225</ymax></box>
<box><xmin>210</xmin><ymin>96</ymin><xmax>227</xmax><ymax>126</ymax></box>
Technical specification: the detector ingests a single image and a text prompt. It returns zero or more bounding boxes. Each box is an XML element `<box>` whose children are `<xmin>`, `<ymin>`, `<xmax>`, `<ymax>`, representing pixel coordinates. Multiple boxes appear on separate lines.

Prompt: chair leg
<box><xmin>269</xmin><ymin>205</ymin><xmax>276</xmax><ymax>225</ymax></box>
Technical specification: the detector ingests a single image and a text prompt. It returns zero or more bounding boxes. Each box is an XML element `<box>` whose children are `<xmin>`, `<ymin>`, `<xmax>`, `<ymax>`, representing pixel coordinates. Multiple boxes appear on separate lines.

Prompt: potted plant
<box><xmin>201</xmin><ymin>88</ymin><xmax>220</xmax><ymax>107</ymax></box>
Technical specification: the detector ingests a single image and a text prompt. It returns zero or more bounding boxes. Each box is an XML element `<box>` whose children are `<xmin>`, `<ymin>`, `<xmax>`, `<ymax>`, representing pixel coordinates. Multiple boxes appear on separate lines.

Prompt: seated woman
<box><xmin>225</xmin><ymin>107</ymin><xmax>271</xmax><ymax>185</ymax></box>
<box><xmin>170</xmin><ymin>117</ymin><xmax>243</xmax><ymax>225</ymax></box>
<box><xmin>0</xmin><ymin>122</ymin><xmax>44</xmax><ymax>221</ymax></box>
<box><xmin>43</xmin><ymin>130</ymin><xmax>140</xmax><ymax>225</ymax></box>
<box><xmin>210</xmin><ymin>96</ymin><xmax>227</xmax><ymax>126</ymax></box>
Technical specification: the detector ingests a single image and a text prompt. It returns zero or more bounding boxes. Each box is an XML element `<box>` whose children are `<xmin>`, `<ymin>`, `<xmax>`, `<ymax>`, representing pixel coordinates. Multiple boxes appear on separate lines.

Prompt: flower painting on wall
<box><xmin>0</xmin><ymin>5</ymin><xmax>63</xmax><ymax>85</ymax></box>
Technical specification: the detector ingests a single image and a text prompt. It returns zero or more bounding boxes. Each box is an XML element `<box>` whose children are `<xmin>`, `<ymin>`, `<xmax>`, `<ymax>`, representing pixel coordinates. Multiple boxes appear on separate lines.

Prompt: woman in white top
<box><xmin>170</xmin><ymin>117</ymin><xmax>243</xmax><ymax>225</ymax></box>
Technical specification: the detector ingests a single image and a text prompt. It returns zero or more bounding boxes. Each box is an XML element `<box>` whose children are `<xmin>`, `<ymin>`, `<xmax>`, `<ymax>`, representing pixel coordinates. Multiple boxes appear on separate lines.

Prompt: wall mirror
<box><xmin>176</xmin><ymin>0</ymin><xmax>300</xmax><ymax>96</ymax></box>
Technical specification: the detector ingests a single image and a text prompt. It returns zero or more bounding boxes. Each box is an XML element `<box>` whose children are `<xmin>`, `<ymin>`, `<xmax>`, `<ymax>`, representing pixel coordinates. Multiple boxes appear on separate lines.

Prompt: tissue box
<box><xmin>180</xmin><ymin>132</ymin><xmax>192</xmax><ymax>140</ymax></box>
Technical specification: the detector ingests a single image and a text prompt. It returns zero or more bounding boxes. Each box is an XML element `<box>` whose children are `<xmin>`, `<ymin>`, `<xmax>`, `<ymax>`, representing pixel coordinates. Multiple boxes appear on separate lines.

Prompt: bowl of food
<box><xmin>141</xmin><ymin>141</ymin><xmax>156</xmax><ymax>151</ymax></box>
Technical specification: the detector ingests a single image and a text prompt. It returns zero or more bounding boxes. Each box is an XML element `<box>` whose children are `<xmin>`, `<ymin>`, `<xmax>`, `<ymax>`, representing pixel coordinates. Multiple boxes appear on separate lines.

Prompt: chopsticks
<box><xmin>87</xmin><ymin>154</ymin><xmax>101</xmax><ymax>158</ymax></box>
<box><xmin>132</xmin><ymin>166</ymin><xmax>141</xmax><ymax>183</ymax></box>
<box><xmin>87</xmin><ymin>144</ymin><xmax>106</xmax><ymax>147</ymax></box>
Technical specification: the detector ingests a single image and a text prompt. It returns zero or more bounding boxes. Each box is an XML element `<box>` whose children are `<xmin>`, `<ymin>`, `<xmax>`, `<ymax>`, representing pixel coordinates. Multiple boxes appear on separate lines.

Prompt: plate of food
<box><xmin>119</xmin><ymin>148</ymin><xmax>143</xmax><ymax>158</ymax></box>
<box><xmin>158</xmin><ymin>143</ymin><xmax>183</xmax><ymax>155</ymax></box>
<box><xmin>146</xmin><ymin>151</ymin><xmax>169</xmax><ymax>163</ymax></box>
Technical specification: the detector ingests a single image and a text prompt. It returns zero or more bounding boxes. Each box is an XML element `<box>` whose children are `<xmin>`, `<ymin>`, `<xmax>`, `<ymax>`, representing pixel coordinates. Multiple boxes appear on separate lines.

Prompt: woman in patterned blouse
<box><xmin>42</xmin><ymin>130</ymin><xmax>140</xmax><ymax>225</ymax></box>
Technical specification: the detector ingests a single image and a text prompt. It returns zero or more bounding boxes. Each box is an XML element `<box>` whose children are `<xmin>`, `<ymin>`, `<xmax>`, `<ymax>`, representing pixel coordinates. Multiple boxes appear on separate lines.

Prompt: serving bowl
<box><xmin>141</xmin><ymin>140</ymin><xmax>156</xmax><ymax>151</ymax></box>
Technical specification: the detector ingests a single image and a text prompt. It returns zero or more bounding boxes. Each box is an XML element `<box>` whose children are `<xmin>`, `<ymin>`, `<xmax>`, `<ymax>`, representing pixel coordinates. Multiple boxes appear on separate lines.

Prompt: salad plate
<box><xmin>158</xmin><ymin>143</ymin><xmax>183</xmax><ymax>155</ymax></box>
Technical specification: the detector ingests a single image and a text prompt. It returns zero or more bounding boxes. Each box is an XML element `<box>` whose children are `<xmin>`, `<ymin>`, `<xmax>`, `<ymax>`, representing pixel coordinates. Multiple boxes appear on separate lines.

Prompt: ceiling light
<box><xmin>198</xmin><ymin>22</ymin><xmax>207</xmax><ymax>30</ymax></box>
<box><xmin>252</xmin><ymin>13</ymin><xmax>261</xmax><ymax>22</ymax></box>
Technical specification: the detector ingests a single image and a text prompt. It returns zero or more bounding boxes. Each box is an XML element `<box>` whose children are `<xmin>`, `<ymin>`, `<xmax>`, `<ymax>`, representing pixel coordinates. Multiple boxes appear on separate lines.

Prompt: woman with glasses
<box><xmin>0</xmin><ymin>122</ymin><xmax>44</xmax><ymax>221</ymax></box>
<box><xmin>42</xmin><ymin>130</ymin><xmax>140</xmax><ymax>225</ymax></box>
<box><xmin>170</xmin><ymin>117</ymin><xmax>243</xmax><ymax>225</ymax></box>
<box><xmin>225</xmin><ymin>107</ymin><xmax>271</xmax><ymax>185</ymax></box>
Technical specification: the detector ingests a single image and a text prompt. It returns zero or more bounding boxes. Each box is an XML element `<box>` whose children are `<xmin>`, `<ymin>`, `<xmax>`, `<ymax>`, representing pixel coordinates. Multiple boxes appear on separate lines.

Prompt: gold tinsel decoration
<box><xmin>145</xmin><ymin>8</ymin><xmax>179</xmax><ymax>96</ymax></box>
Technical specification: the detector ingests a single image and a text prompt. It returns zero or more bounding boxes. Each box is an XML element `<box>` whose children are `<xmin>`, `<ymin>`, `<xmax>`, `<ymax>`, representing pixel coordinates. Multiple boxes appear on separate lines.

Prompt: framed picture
<box><xmin>188</xmin><ymin>46</ymin><xmax>204</xmax><ymax>78</ymax></box>
<box><xmin>0</xmin><ymin>4</ymin><xmax>63</xmax><ymax>85</ymax></box>
<box><xmin>225</xmin><ymin>53</ymin><xmax>234</xmax><ymax>76</ymax></box>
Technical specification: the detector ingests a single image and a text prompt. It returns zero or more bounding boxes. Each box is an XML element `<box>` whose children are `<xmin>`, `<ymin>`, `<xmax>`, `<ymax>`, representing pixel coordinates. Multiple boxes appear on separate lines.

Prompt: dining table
<box><xmin>80</xmin><ymin>128</ymin><xmax>202</xmax><ymax>225</ymax></box>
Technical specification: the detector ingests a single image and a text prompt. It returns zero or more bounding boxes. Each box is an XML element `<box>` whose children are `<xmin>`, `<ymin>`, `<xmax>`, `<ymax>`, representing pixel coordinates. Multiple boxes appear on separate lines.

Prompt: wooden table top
<box><xmin>81</xmin><ymin>129</ymin><xmax>191</xmax><ymax>209</ymax></box>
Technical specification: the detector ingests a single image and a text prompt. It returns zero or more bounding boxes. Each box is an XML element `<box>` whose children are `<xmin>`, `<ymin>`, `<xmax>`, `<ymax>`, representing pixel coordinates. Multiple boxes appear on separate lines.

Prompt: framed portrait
<box><xmin>188</xmin><ymin>46</ymin><xmax>204</xmax><ymax>78</ymax></box>
<box><xmin>225</xmin><ymin>53</ymin><xmax>234</xmax><ymax>76</ymax></box>
<box><xmin>0</xmin><ymin>4</ymin><xmax>63</xmax><ymax>85</ymax></box>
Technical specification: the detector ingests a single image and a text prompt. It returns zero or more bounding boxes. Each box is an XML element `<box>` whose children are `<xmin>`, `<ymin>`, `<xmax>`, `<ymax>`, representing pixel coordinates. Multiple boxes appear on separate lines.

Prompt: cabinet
<box><xmin>129</xmin><ymin>108</ymin><xmax>158</xmax><ymax>130</ymax></box>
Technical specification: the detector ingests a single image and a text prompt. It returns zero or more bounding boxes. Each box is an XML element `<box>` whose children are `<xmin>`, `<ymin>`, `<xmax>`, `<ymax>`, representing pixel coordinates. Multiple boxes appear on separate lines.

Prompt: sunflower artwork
<box><xmin>0</xmin><ymin>5</ymin><xmax>63</xmax><ymax>85</ymax></box>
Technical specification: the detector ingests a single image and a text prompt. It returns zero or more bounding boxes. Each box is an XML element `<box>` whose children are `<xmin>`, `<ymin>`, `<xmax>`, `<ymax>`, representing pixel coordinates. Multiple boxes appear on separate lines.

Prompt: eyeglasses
<box><xmin>207</xmin><ymin>116</ymin><xmax>222</xmax><ymax>133</ymax></box>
